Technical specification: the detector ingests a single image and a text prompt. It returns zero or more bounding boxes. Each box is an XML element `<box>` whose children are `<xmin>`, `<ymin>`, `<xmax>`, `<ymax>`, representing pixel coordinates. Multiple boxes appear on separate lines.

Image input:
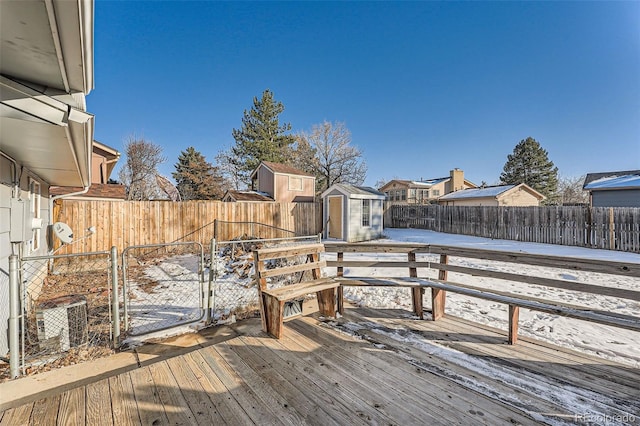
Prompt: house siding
<box><xmin>0</xmin><ymin>157</ymin><xmax>51</xmax><ymax>356</ymax></box>
<box><xmin>592</xmin><ymin>190</ymin><xmax>640</xmax><ymax>207</ymax></box>
<box><xmin>499</xmin><ymin>188</ymin><xmax>541</xmax><ymax>207</ymax></box>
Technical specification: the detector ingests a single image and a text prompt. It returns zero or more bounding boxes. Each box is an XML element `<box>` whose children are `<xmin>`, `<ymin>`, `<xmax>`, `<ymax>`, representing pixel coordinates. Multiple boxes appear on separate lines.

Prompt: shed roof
<box><xmin>223</xmin><ymin>190</ymin><xmax>274</xmax><ymax>202</ymax></box>
<box><xmin>322</xmin><ymin>184</ymin><xmax>386</xmax><ymax>200</ymax></box>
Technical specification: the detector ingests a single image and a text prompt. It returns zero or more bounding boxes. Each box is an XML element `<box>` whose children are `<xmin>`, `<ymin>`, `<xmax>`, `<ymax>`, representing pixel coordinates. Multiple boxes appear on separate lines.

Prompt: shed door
<box><xmin>328</xmin><ymin>196</ymin><xmax>343</xmax><ymax>239</ymax></box>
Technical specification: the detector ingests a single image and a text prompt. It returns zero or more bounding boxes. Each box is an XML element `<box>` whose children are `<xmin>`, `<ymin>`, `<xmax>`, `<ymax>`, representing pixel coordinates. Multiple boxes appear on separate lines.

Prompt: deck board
<box><xmin>1</xmin><ymin>307</ymin><xmax>639</xmax><ymax>425</ymax></box>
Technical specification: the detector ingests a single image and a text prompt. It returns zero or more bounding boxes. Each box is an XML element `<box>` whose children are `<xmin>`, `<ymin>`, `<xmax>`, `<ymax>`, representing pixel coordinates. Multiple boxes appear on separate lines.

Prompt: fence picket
<box><xmin>386</xmin><ymin>204</ymin><xmax>640</xmax><ymax>253</ymax></box>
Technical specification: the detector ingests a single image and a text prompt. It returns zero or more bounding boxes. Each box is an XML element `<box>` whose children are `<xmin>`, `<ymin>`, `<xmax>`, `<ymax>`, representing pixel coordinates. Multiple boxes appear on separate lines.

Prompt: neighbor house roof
<box><xmin>50</xmin><ymin>184</ymin><xmax>126</xmax><ymax>200</ymax></box>
<box><xmin>583</xmin><ymin>171</ymin><xmax>640</xmax><ymax>191</ymax></box>
<box><xmin>322</xmin><ymin>184</ymin><xmax>386</xmax><ymax>200</ymax></box>
<box><xmin>251</xmin><ymin>161</ymin><xmax>314</xmax><ymax>179</ymax></box>
<box><xmin>223</xmin><ymin>190</ymin><xmax>274</xmax><ymax>202</ymax></box>
<box><xmin>438</xmin><ymin>184</ymin><xmax>545</xmax><ymax>201</ymax></box>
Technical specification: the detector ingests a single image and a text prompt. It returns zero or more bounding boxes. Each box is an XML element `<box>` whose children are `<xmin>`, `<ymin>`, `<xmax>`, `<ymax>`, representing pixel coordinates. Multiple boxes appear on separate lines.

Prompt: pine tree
<box><xmin>500</xmin><ymin>137</ymin><xmax>559</xmax><ymax>203</ymax></box>
<box><xmin>231</xmin><ymin>89</ymin><xmax>295</xmax><ymax>186</ymax></box>
<box><xmin>172</xmin><ymin>147</ymin><xmax>225</xmax><ymax>200</ymax></box>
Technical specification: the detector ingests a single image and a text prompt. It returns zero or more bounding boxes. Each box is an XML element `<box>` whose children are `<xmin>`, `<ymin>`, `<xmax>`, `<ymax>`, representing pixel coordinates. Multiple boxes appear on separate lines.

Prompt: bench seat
<box><xmin>254</xmin><ymin>243</ymin><xmax>339</xmax><ymax>338</ymax></box>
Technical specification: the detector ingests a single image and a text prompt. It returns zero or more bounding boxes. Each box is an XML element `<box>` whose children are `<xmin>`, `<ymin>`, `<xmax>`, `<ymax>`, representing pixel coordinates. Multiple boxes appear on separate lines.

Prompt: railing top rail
<box><xmin>323</xmin><ymin>242</ymin><xmax>640</xmax><ymax>278</ymax></box>
<box><xmin>216</xmin><ymin>234</ymin><xmax>320</xmax><ymax>246</ymax></box>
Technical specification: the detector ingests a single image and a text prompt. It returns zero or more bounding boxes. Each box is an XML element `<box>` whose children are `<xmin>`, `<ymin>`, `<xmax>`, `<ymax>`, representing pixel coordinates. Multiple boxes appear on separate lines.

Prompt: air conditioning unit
<box><xmin>36</xmin><ymin>295</ymin><xmax>88</xmax><ymax>352</ymax></box>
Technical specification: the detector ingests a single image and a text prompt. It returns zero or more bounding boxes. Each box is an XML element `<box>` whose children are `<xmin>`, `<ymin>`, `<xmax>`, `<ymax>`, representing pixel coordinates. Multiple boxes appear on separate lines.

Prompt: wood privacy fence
<box><xmin>386</xmin><ymin>204</ymin><xmax>640</xmax><ymax>253</ymax></box>
<box><xmin>54</xmin><ymin>200</ymin><xmax>323</xmax><ymax>254</ymax></box>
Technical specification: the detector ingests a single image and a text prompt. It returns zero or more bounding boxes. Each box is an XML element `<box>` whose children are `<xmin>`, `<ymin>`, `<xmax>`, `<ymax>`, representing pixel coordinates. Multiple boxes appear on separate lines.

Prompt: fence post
<box><xmin>9</xmin><ymin>254</ymin><xmax>20</xmax><ymax>378</ymax></box>
<box><xmin>213</xmin><ymin>219</ymin><xmax>218</xmax><ymax>240</ymax></box>
<box><xmin>207</xmin><ymin>239</ymin><xmax>216</xmax><ymax>324</ymax></box>
<box><xmin>110</xmin><ymin>246</ymin><xmax>120</xmax><ymax>347</ymax></box>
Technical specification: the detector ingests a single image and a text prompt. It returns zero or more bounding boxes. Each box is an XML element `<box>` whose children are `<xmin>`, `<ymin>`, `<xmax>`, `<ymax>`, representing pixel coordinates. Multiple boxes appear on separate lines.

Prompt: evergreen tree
<box><xmin>500</xmin><ymin>137</ymin><xmax>559</xmax><ymax>203</ymax></box>
<box><xmin>231</xmin><ymin>89</ymin><xmax>295</xmax><ymax>186</ymax></box>
<box><xmin>172</xmin><ymin>147</ymin><xmax>225</xmax><ymax>200</ymax></box>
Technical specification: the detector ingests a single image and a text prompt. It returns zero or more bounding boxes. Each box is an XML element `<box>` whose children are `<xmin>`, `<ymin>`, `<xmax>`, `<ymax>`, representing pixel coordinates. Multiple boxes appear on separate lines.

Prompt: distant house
<box><xmin>379</xmin><ymin>169</ymin><xmax>476</xmax><ymax>205</ymax></box>
<box><xmin>583</xmin><ymin>170</ymin><xmax>640</xmax><ymax>207</ymax></box>
<box><xmin>437</xmin><ymin>183</ymin><xmax>545</xmax><ymax>207</ymax></box>
<box><xmin>321</xmin><ymin>184</ymin><xmax>385</xmax><ymax>242</ymax></box>
<box><xmin>221</xmin><ymin>190</ymin><xmax>274</xmax><ymax>202</ymax></box>
<box><xmin>242</xmin><ymin>161</ymin><xmax>315</xmax><ymax>203</ymax></box>
<box><xmin>49</xmin><ymin>141</ymin><xmax>125</xmax><ymax>201</ymax></box>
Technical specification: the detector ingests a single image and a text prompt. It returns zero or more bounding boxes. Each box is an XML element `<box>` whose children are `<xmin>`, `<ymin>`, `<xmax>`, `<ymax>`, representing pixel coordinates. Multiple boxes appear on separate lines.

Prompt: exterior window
<box><xmin>401</xmin><ymin>190</ymin><xmax>407</xmax><ymax>201</ymax></box>
<box><xmin>289</xmin><ymin>176</ymin><xmax>302</xmax><ymax>191</ymax></box>
<box><xmin>29</xmin><ymin>179</ymin><xmax>41</xmax><ymax>252</ymax></box>
<box><xmin>362</xmin><ymin>199</ymin><xmax>371</xmax><ymax>227</ymax></box>
<box><xmin>432</xmin><ymin>189</ymin><xmax>440</xmax><ymax>197</ymax></box>
<box><xmin>408</xmin><ymin>189</ymin><xmax>416</xmax><ymax>202</ymax></box>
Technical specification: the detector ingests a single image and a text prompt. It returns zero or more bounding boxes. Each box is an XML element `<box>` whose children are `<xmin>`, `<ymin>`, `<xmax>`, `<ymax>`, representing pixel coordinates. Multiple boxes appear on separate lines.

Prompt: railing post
<box><xmin>337</xmin><ymin>251</ymin><xmax>344</xmax><ymax>315</ymax></box>
<box><xmin>408</xmin><ymin>251</ymin><xmax>423</xmax><ymax>319</ymax></box>
<box><xmin>432</xmin><ymin>254</ymin><xmax>448</xmax><ymax>320</ymax></box>
<box><xmin>9</xmin><ymin>254</ymin><xmax>20</xmax><ymax>378</ymax></box>
<box><xmin>110</xmin><ymin>246</ymin><xmax>120</xmax><ymax>347</ymax></box>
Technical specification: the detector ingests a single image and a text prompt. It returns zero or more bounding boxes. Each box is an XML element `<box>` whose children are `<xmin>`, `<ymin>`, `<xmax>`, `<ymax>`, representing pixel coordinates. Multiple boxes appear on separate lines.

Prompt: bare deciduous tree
<box><xmin>215</xmin><ymin>147</ymin><xmax>244</xmax><ymax>190</ymax></box>
<box><xmin>557</xmin><ymin>175</ymin><xmax>589</xmax><ymax>205</ymax></box>
<box><xmin>118</xmin><ymin>136</ymin><xmax>166</xmax><ymax>200</ymax></box>
<box><xmin>297</xmin><ymin>121</ymin><xmax>367</xmax><ymax>193</ymax></box>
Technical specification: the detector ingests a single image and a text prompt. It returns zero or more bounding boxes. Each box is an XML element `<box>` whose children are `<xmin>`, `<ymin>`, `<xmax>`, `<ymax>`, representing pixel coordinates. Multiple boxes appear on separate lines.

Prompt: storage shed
<box><xmin>321</xmin><ymin>184</ymin><xmax>386</xmax><ymax>242</ymax></box>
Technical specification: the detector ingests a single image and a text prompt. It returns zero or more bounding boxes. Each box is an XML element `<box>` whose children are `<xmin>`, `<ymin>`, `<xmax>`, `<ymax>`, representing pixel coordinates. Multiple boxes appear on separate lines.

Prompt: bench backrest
<box><xmin>253</xmin><ymin>243</ymin><xmax>326</xmax><ymax>291</ymax></box>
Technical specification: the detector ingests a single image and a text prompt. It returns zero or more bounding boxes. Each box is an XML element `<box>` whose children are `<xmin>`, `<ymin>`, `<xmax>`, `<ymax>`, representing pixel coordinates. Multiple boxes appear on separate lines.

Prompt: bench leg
<box><xmin>431</xmin><ymin>288</ymin><xmax>446</xmax><ymax>321</ymax></box>
<box><xmin>316</xmin><ymin>288</ymin><xmax>337</xmax><ymax>318</ymax></box>
<box><xmin>411</xmin><ymin>287</ymin><xmax>424</xmax><ymax>319</ymax></box>
<box><xmin>508</xmin><ymin>305</ymin><xmax>519</xmax><ymax>345</ymax></box>
<box><xmin>337</xmin><ymin>286</ymin><xmax>344</xmax><ymax>315</ymax></box>
<box><xmin>264</xmin><ymin>295</ymin><xmax>285</xmax><ymax>339</ymax></box>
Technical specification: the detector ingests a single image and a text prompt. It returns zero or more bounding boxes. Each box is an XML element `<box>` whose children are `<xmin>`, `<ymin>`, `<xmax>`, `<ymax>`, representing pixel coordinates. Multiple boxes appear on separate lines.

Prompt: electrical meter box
<box><xmin>9</xmin><ymin>198</ymin><xmax>29</xmax><ymax>243</ymax></box>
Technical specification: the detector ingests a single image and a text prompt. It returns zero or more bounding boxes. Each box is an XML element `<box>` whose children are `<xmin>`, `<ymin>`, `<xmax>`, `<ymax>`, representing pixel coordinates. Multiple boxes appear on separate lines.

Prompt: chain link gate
<box><xmin>3</xmin><ymin>249</ymin><xmax>119</xmax><ymax>379</ymax></box>
<box><xmin>122</xmin><ymin>242</ymin><xmax>206</xmax><ymax>337</ymax></box>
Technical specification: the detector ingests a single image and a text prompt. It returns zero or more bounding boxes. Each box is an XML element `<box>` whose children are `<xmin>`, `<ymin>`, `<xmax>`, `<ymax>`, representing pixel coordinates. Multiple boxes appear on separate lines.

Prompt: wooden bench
<box><xmin>253</xmin><ymin>243</ymin><xmax>340</xmax><ymax>338</ymax></box>
<box><xmin>325</xmin><ymin>242</ymin><xmax>640</xmax><ymax>344</ymax></box>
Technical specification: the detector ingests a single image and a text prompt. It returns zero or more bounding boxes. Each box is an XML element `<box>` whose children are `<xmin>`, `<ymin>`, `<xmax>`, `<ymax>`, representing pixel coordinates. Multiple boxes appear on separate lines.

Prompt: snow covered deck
<box><xmin>1</xmin><ymin>306</ymin><xmax>638</xmax><ymax>425</ymax></box>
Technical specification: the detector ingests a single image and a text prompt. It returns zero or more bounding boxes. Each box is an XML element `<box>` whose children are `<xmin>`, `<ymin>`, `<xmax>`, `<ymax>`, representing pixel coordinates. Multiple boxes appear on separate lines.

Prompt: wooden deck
<box><xmin>1</xmin><ymin>306</ymin><xmax>638</xmax><ymax>425</ymax></box>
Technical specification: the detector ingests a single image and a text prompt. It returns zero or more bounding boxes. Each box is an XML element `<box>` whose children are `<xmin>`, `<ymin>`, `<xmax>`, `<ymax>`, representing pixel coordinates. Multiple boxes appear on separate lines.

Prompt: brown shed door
<box><xmin>328</xmin><ymin>196</ymin><xmax>343</xmax><ymax>239</ymax></box>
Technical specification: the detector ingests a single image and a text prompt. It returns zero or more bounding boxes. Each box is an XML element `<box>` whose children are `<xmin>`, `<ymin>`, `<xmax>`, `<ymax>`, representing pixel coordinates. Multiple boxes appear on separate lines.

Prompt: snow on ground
<box><xmin>336</xmin><ymin>228</ymin><xmax>640</xmax><ymax>368</ymax></box>
<box><xmin>123</xmin><ymin>229</ymin><xmax>640</xmax><ymax>369</ymax></box>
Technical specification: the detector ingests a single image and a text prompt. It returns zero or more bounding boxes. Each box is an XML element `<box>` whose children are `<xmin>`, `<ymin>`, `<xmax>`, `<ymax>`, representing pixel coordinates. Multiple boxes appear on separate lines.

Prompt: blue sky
<box><xmin>90</xmin><ymin>1</ymin><xmax>640</xmax><ymax>188</ymax></box>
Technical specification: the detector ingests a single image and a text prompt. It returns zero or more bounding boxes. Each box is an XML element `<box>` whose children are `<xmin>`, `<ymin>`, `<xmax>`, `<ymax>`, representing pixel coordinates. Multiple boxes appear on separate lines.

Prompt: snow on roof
<box><xmin>438</xmin><ymin>185</ymin><xmax>515</xmax><ymax>200</ymax></box>
<box><xmin>583</xmin><ymin>174</ymin><xmax>640</xmax><ymax>190</ymax></box>
<box><xmin>409</xmin><ymin>177</ymin><xmax>449</xmax><ymax>187</ymax></box>
<box><xmin>322</xmin><ymin>184</ymin><xmax>386</xmax><ymax>199</ymax></box>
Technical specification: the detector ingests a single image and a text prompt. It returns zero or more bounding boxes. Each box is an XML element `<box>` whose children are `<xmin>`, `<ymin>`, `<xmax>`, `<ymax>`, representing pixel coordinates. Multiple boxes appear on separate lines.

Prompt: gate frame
<box><xmin>121</xmin><ymin>241</ymin><xmax>206</xmax><ymax>336</ymax></box>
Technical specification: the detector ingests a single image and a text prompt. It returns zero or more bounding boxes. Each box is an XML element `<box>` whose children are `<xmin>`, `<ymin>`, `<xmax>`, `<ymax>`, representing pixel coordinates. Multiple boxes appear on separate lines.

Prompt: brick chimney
<box><xmin>449</xmin><ymin>168</ymin><xmax>464</xmax><ymax>193</ymax></box>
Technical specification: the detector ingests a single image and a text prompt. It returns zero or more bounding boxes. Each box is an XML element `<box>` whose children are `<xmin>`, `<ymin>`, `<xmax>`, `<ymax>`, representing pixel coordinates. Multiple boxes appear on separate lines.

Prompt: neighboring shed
<box><xmin>438</xmin><ymin>183</ymin><xmax>545</xmax><ymax>206</ymax></box>
<box><xmin>250</xmin><ymin>161</ymin><xmax>316</xmax><ymax>203</ymax></box>
<box><xmin>321</xmin><ymin>184</ymin><xmax>385</xmax><ymax>242</ymax></box>
<box><xmin>583</xmin><ymin>170</ymin><xmax>640</xmax><ymax>207</ymax></box>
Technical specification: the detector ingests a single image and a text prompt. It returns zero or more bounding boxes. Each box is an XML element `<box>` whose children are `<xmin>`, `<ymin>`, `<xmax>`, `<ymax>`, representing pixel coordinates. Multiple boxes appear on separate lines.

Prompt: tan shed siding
<box><xmin>257</xmin><ymin>166</ymin><xmax>275</xmax><ymax>196</ymax></box>
<box><xmin>273</xmin><ymin>174</ymin><xmax>315</xmax><ymax>203</ymax></box>
<box><xmin>442</xmin><ymin>197</ymin><xmax>499</xmax><ymax>207</ymax></box>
